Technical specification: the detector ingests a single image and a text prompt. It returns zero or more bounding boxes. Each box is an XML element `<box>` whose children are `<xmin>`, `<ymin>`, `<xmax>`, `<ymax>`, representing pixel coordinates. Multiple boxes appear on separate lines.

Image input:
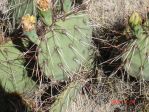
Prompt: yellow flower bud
<box><xmin>21</xmin><ymin>14</ymin><xmax>36</xmax><ymax>32</ymax></box>
<box><xmin>129</xmin><ymin>12</ymin><xmax>142</xmax><ymax>27</ymax></box>
<box><xmin>37</xmin><ymin>0</ymin><xmax>51</xmax><ymax>11</ymax></box>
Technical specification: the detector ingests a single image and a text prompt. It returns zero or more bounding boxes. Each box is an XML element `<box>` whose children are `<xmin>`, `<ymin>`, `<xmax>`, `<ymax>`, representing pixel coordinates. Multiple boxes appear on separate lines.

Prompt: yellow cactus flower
<box><xmin>37</xmin><ymin>0</ymin><xmax>51</xmax><ymax>11</ymax></box>
<box><xmin>21</xmin><ymin>14</ymin><xmax>36</xmax><ymax>32</ymax></box>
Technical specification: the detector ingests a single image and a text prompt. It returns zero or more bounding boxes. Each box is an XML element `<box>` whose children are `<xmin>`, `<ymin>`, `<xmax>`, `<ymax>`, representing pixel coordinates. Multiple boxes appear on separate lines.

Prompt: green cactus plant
<box><xmin>1</xmin><ymin>0</ymin><xmax>92</xmax><ymax>111</ymax></box>
<box><xmin>0</xmin><ymin>41</ymin><xmax>37</xmax><ymax>93</ymax></box>
<box><xmin>20</xmin><ymin>0</ymin><xmax>92</xmax><ymax>81</ymax></box>
<box><xmin>122</xmin><ymin>12</ymin><xmax>149</xmax><ymax>80</ymax></box>
<box><xmin>23</xmin><ymin>13</ymin><xmax>92</xmax><ymax>80</ymax></box>
<box><xmin>50</xmin><ymin>81</ymin><xmax>81</xmax><ymax>112</ymax></box>
<box><xmin>55</xmin><ymin>0</ymin><xmax>72</xmax><ymax>12</ymax></box>
<box><xmin>39</xmin><ymin>15</ymin><xmax>91</xmax><ymax>80</ymax></box>
<box><xmin>63</xmin><ymin>0</ymin><xmax>72</xmax><ymax>12</ymax></box>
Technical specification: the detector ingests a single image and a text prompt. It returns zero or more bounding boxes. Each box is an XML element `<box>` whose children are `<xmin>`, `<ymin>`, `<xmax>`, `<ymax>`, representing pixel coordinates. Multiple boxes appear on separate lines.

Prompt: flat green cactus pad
<box><xmin>38</xmin><ymin>14</ymin><xmax>92</xmax><ymax>80</ymax></box>
<box><xmin>123</xmin><ymin>26</ymin><xmax>149</xmax><ymax>80</ymax></box>
<box><xmin>0</xmin><ymin>41</ymin><xmax>36</xmax><ymax>93</ymax></box>
<box><xmin>50</xmin><ymin>81</ymin><xmax>81</xmax><ymax>112</ymax></box>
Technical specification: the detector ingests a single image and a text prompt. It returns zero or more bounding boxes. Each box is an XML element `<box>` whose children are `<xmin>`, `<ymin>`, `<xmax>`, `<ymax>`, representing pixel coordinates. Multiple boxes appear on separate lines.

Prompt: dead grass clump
<box><xmin>0</xmin><ymin>0</ymin><xmax>7</xmax><ymax>13</ymax></box>
<box><xmin>88</xmin><ymin>0</ymin><xmax>149</xmax><ymax>29</ymax></box>
<box><xmin>66</xmin><ymin>72</ymin><xmax>149</xmax><ymax>112</ymax></box>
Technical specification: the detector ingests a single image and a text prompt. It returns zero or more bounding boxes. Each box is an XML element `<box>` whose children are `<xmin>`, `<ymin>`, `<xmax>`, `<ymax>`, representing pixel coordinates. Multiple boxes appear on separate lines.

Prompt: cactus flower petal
<box><xmin>37</xmin><ymin>0</ymin><xmax>52</xmax><ymax>11</ymax></box>
<box><xmin>21</xmin><ymin>14</ymin><xmax>36</xmax><ymax>32</ymax></box>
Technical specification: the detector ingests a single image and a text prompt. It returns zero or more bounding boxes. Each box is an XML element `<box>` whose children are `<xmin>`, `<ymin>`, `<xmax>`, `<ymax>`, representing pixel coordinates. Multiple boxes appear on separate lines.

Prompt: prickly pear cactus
<box><xmin>22</xmin><ymin>1</ymin><xmax>92</xmax><ymax>80</ymax></box>
<box><xmin>0</xmin><ymin>41</ymin><xmax>36</xmax><ymax>93</ymax></box>
<box><xmin>0</xmin><ymin>0</ymin><xmax>92</xmax><ymax>111</ymax></box>
<box><xmin>38</xmin><ymin>15</ymin><xmax>91</xmax><ymax>80</ymax></box>
<box><xmin>50</xmin><ymin>81</ymin><xmax>81</xmax><ymax>112</ymax></box>
<box><xmin>123</xmin><ymin>12</ymin><xmax>149</xmax><ymax>80</ymax></box>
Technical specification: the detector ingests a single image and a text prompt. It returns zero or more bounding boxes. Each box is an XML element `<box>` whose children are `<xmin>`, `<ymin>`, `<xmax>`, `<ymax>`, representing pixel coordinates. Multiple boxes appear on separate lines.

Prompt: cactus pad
<box><xmin>0</xmin><ymin>41</ymin><xmax>36</xmax><ymax>93</ymax></box>
<box><xmin>123</xmin><ymin>25</ymin><xmax>149</xmax><ymax>80</ymax></box>
<box><xmin>50</xmin><ymin>81</ymin><xmax>81</xmax><ymax>112</ymax></box>
<box><xmin>38</xmin><ymin>14</ymin><xmax>92</xmax><ymax>80</ymax></box>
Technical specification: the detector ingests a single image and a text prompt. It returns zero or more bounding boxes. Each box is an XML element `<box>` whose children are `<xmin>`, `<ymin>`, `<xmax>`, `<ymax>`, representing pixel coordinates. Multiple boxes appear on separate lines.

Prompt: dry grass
<box><xmin>0</xmin><ymin>0</ymin><xmax>7</xmax><ymax>13</ymax></box>
<box><xmin>65</xmin><ymin>71</ymin><xmax>149</xmax><ymax>112</ymax></box>
<box><xmin>88</xmin><ymin>0</ymin><xmax>149</xmax><ymax>29</ymax></box>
